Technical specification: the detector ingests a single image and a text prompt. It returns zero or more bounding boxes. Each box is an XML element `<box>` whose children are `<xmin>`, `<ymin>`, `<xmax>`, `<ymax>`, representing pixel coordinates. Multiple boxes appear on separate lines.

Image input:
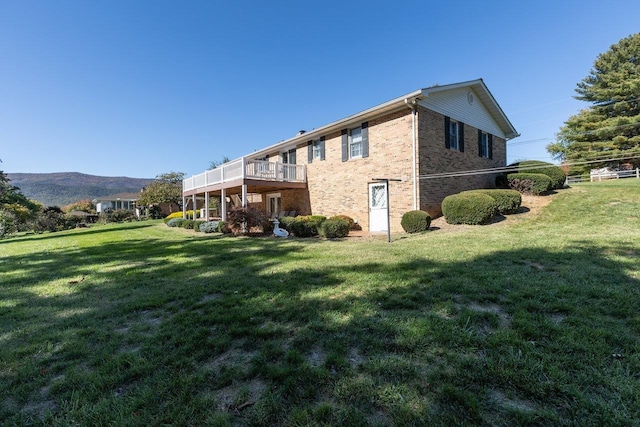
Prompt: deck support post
<box><xmin>242</xmin><ymin>184</ymin><xmax>248</xmax><ymax>207</ymax></box>
<box><xmin>221</xmin><ymin>188</ymin><xmax>227</xmax><ymax>220</ymax></box>
<box><xmin>205</xmin><ymin>192</ymin><xmax>210</xmax><ymax>221</ymax></box>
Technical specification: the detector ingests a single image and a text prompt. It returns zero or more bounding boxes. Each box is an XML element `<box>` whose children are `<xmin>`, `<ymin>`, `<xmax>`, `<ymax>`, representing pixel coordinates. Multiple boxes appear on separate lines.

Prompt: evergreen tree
<box><xmin>547</xmin><ymin>33</ymin><xmax>640</xmax><ymax>173</ymax></box>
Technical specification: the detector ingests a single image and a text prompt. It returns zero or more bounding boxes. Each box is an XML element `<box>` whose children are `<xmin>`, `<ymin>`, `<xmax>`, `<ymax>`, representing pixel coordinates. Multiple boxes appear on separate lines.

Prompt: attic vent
<box><xmin>297</xmin><ymin>130</ymin><xmax>306</xmax><ymax>135</ymax></box>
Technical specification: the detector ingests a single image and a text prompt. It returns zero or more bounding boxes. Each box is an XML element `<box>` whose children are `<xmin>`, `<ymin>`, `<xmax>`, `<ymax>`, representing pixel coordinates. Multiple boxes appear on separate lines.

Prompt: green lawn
<box><xmin>1</xmin><ymin>180</ymin><xmax>640</xmax><ymax>426</ymax></box>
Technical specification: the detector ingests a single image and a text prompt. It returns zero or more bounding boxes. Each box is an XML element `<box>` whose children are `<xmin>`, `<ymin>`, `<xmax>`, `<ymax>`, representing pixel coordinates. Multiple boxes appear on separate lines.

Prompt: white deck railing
<box><xmin>183</xmin><ymin>158</ymin><xmax>306</xmax><ymax>192</ymax></box>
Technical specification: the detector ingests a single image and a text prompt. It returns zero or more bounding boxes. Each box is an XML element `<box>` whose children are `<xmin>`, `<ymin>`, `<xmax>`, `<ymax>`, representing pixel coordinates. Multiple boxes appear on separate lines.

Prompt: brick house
<box><xmin>182</xmin><ymin>79</ymin><xmax>518</xmax><ymax>232</ymax></box>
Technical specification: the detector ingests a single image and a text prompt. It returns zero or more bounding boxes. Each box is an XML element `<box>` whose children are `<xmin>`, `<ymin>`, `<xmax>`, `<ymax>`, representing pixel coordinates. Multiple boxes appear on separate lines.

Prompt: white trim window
<box><xmin>480</xmin><ymin>132</ymin><xmax>489</xmax><ymax>158</ymax></box>
<box><xmin>313</xmin><ymin>140</ymin><xmax>322</xmax><ymax>159</ymax></box>
<box><xmin>449</xmin><ymin>120</ymin><xmax>459</xmax><ymax>151</ymax></box>
<box><xmin>349</xmin><ymin>126</ymin><xmax>363</xmax><ymax>158</ymax></box>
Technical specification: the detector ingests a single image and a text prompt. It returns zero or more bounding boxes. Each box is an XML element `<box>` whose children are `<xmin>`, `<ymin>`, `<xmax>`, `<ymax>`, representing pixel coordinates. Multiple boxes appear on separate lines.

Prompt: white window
<box><xmin>449</xmin><ymin>121</ymin><xmax>459</xmax><ymax>151</ymax></box>
<box><xmin>313</xmin><ymin>140</ymin><xmax>322</xmax><ymax>159</ymax></box>
<box><xmin>349</xmin><ymin>127</ymin><xmax>363</xmax><ymax>158</ymax></box>
<box><xmin>480</xmin><ymin>132</ymin><xmax>489</xmax><ymax>158</ymax></box>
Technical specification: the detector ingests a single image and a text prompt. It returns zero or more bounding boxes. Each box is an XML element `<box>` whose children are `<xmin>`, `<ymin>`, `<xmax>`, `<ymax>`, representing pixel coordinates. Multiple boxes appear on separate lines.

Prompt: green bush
<box><xmin>64</xmin><ymin>214</ymin><xmax>86</xmax><ymax>228</ymax></box>
<box><xmin>181</xmin><ymin>220</ymin><xmax>197</xmax><ymax>230</ymax></box>
<box><xmin>318</xmin><ymin>217</ymin><xmax>350</xmax><ymax>238</ymax></box>
<box><xmin>192</xmin><ymin>220</ymin><xmax>205</xmax><ymax>231</ymax></box>
<box><xmin>34</xmin><ymin>207</ymin><xmax>67</xmax><ymax>232</ymax></box>
<box><xmin>101</xmin><ymin>209</ymin><xmax>136</xmax><ymax>223</ymax></box>
<box><xmin>334</xmin><ymin>214</ymin><xmax>356</xmax><ymax>230</ymax></box>
<box><xmin>199</xmin><ymin>221</ymin><xmax>220</xmax><ymax>233</ymax></box>
<box><xmin>164</xmin><ymin>212</ymin><xmax>183</xmax><ymax>223</ymax></box>
<box><xmin>278</xmin><ymin>216</ymin><xmax>296</xmax><ymax>232</ymax></box>
<box><xmin>507</xmin><ymin>173</ymin><xmax>552</xmax><ymax>195</ymax></box>
<box><xmin>290</xmin><ymin>215</ymin><xmax>326</xmax><ymax>237</ymax></box>
<box><xmin>463</xmin><ymin>189</ymin><xmax>522</xmax><ymax>215</ymax></box>
<box><xmin>218</xmin><ymin>221</ymin><xmax>231</xmax><ymax>234</ymax></box>
<box><xmin>0</xmin><ymin>210</ymin><xmax>17</xmax><ymax>238</ymax></box>
<box><xmin>166</xmin><ymin>218</ymin><xmax>182</xmax><ymax>227</ymax></box>
<box><xmin>400</xmin><ymin>210</ymin><xmax>432</xmax><ymax>233</ymax></box>
<box><xmin>442</xmin><ymin>193</ymin><xmax>497</xmax><ymax>225</ymax></box>
<box><xmin>518</xmin><ymin>161</ymin><xmax>566</xmax><ymax>189</ymax></box>
<box><xmin>146</xmin><ymin>205</ymin><xmax>164</xmax><ymax>219</ymax></box>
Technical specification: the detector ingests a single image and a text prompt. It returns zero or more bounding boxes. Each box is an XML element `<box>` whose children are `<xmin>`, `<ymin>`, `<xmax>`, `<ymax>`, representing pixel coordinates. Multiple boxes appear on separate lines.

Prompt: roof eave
<box><xmin>423</xmin><ymin>79</ymin><xmax>518</xmax><ymax>139</ymax></box>
<box><xmin>249</xmin><ymin>89</ymin><xmax>424</xmax><ymax>158</ymax></box>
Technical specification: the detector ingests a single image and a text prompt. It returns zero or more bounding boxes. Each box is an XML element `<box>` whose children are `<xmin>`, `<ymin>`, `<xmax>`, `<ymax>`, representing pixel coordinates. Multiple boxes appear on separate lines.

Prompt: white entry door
<box><xmin>369</xmin><ymin>182</ymin><xmax>388</xmax><ymax>232</ymax></box>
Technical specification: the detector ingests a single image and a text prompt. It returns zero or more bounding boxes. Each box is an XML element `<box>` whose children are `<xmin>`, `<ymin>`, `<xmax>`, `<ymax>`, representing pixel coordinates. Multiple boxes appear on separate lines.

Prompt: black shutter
<box><xmin>320</xmin><ymin>136</ymin><xmax>325</xmax><ymax>160</ymax></box>
<box><xmin>478</xmin><ymin>129</ymin><xmax>483</xmax><ymax>157</ymax></box>
<box><xmin>341</xmin><ymin>129</ymin><xmax>348</xmax><ymax>162</ymax></box>
<box><xmin>488</xmin><ymin>134</ymin><xmax>493</xmax><ymax>160</ymax></box>
<box><xmin>307</xmin><ymin>141</ymin><xmax>313</xmax><ymax>163</ymax></box>
<box><xmin>444</xmin><ymin>116</ymin><xmax>451</xmax><ymax>149</ymax></box>
<box><xmin>361</xmin><ymin>122</ymin><xmax>369</xmax><ymax>158</ymax></box>
<box><xmin>459</xmin><ymin>122</ymin><xmax>465</xmax><ymax>152</ymax></box>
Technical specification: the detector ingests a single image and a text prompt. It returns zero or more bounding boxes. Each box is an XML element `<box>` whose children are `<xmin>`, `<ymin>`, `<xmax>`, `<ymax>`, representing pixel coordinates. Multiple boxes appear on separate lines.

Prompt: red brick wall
<box><xmin>295</xmin><ymin>108</ymin><xmax>415</xmax><ymax>232</ymax></box>
<box><xmin>416</xmin><ymin>106</ymin><xmax>506</xmax><ymax>216</ymax></box>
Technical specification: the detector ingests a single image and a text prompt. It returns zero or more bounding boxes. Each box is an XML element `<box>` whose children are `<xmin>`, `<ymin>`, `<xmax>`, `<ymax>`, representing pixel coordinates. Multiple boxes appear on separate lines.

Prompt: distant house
<box><xmin>93</xmin><ymin>192</ymin><xmax>139</xmax><ymax>213</ymax></box>
<box><xmin>182</xmin><ymin>79</ymin><xmax>519</xmax><ymax>232</ymax></box>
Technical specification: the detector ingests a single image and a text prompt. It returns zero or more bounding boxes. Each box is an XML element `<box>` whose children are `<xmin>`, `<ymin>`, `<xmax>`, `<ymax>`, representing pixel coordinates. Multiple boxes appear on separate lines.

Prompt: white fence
<box><xmin>567</xmin><ymin>168</ymin><xmax>640</xmax><ymax>184</ymax></box>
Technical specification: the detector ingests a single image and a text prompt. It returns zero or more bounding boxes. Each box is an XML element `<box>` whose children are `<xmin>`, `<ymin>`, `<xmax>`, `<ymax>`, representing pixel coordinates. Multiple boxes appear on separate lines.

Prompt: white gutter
<box><xmin>405</xmin><ymin>98</ymin><xmax>418</xmax><ymax>210</ymax></box>
<box><xmin>250</xmin><ymin>89</ymin><xmax>424</xmax><ymax>159</ymax></box>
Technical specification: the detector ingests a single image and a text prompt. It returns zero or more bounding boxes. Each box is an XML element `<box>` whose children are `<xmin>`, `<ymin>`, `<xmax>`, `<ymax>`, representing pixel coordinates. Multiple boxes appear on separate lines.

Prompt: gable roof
<box><xmin>250</xmin><ymin>79</ymin><xmax>518</xmax><ymax>159</ymax></box>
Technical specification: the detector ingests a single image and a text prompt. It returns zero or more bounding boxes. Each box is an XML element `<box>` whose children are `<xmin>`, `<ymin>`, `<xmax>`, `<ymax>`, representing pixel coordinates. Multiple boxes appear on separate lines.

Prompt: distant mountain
<box><xmin>7</xmin><ymin>172</ymin><xmax>154</xmax><ymax>207</ymax></box>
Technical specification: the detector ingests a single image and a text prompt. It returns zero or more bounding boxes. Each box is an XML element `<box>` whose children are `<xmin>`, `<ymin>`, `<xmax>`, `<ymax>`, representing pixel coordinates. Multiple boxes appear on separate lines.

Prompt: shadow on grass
<box><xmin>1</xmin><ymin>232</ymin><xmax>639</xmax><ymax>426</ymax></box>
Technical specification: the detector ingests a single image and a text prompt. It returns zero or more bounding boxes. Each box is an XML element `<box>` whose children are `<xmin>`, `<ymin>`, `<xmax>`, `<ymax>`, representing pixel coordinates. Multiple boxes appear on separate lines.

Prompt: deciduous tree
<box><xmin>137</xmin><ymin>172</ymin><xmax>185</xmax><ymax>210</ymax></box>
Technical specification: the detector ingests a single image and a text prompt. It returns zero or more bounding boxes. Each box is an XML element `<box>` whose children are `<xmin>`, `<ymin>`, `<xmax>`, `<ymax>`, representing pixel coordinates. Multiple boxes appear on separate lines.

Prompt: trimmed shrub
<box><xmin>334</xmin><ymin>214</ymin><xmax>356</xmax><ymax>230</ymax></box>
<box><xmin>518</xmin><ymin>161</ymin><xmax>566</xmax><ymax>189</ymax></box>
<box><xmin>164</xmin><ymin>211</ymin><xmax>183</xmax><ymax>223</ymax></box>
<box><xmin>319</xmin><ymin>217</ymin><xmax>350</xmax><ymax>238</ymax></box>
<box><xmin>507</xmin><ymin>173</ymin><xmax>552</xmax><ymax>195</ymax></box>
<box><xmin>463</xmin><ymin>189</ymin><xmax>522</xmax><ymax>215</ymax></box>
<box><xmin>166</xmin><ymin>218</ymin><xmax>182</xmax><ymax>227</ymax></box>
<box><xmin>442</xmin><ymin>193</ymin><xmax>497</xmax><ymax>225</ymax></box>
<box><xmin>401</xmin><ymin>210</ymin><xmax>431</xmax><ymax>233</ymax></box>
<box><xmin>199</xmin><ymin>221</ymin><xmax>220</xmax><ymax>233</ymax></box>
<box><xmin>290</xmin><ymin>215</ymin><xmax>326</xmax><ymax>237</ymax></box>
<box><xmin>192</xmin><ymin>220</ymin><xmax>205</xmax><ymax>231</ymax></box>
<box><xmin>278</xmin><ymin>216</ymin><xmax>296</xmax><ymax>232</ymax></box>
<box><xmin>181</xmin><ymin>220</ymin><xmax>197</xmax><ymax>230</ymax></box>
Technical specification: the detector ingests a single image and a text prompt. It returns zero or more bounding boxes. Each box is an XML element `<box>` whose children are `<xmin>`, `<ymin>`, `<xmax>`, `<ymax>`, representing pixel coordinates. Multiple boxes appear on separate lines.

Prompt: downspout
<box><xmin>405</xmin><ymin>98</ymin><xmax>418</xmax><ymax>210</ymax></box>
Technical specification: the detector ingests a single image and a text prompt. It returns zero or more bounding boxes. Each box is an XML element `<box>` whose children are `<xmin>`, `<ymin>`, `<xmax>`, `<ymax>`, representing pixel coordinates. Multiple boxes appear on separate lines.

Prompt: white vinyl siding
<box><xmin>420</xmin><ymin>87</ymin><xmax>505</xmax><ymax>138</ymax></box>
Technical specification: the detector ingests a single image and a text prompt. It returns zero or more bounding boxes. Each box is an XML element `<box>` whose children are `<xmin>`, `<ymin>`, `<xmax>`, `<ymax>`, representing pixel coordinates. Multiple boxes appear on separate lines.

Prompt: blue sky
<box><xmin>1</xmin><ymin>0</ymin><xmax>639</xmax><ymax>179</ymax></box>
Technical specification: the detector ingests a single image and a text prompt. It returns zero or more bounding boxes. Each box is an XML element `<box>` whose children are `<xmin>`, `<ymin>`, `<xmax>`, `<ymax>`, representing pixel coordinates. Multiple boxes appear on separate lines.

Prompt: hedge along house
<box><xmin>182</xmin><ymin>79</ymin><xmax>518</xmax><ymax>232</ymax></box>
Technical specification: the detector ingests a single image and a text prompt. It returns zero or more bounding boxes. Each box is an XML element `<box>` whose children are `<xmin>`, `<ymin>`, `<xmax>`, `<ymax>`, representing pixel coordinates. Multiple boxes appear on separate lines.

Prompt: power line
<box><xmin>417</xmin><ymin>153</ymin><xmax>640</xmax><ymax>180</ymax></box>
